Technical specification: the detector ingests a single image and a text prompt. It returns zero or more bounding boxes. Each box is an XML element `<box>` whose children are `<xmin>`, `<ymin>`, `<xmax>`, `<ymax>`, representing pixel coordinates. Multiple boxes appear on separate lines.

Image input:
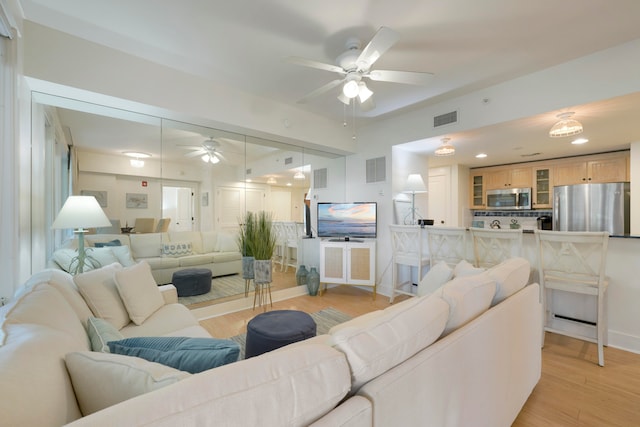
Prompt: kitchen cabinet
<box><xmin>470</xmin><ymin>173</ymin><xmax>485</xmax><ymax>209</ymax></box>
<box><xmin>485</xmin><ymin>166</ymin><xmax>532</xmax><ymax>190</ymax></box>
<box><xmin>554</xmin><ymin>155</ymin><xmax>628</xmax><ymax>186</ymax></box>
<box><xmin>532</xmin><ymin>166</ymin><xmax>552</xmax><ymax>208</ymax></box>
<box><xmin>319</xmin><ymin>239</ymin><xmax>376</xmax><ymax>297</ymax></box>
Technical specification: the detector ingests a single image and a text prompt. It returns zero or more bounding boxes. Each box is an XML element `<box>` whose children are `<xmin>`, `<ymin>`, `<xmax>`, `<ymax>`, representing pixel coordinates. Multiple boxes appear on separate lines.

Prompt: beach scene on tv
<box><xmin>317</xmin><ymin>202</ymin><xmax>377</xmax><ymax>239</ymax></box>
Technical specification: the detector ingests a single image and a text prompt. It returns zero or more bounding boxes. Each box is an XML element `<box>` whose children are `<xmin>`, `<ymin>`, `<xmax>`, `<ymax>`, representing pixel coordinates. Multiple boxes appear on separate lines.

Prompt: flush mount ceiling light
<box><xmin>475</xmin><ymin>153</ymin><xmax>487</xmax><ymax>159</ymax></box>
<box><xmin>434</xmin><ymin>137</ymin><xmax>455</xmax><ymax>156</ymax></box>
<box><xmin>266</xmin><ymin>176</ymin><xmax>277</xmax><ymax>184</ymax></box>
<box><xmin>293</xmin><ymin>170</ymin><xmax>305</xmax><ymax>180</ymax></box>
<box><xmin>549</xmin><ymin>112</ymin><xmax>583</xmax><ymax>138</ymax></box>
<box><xmin>571</xmin><ymin>137</ymin><xmax>589</xmax><ymax>145</ymax></box>
<box><xmin>123</xmin><ymin>151</ymin><xmax>151</xmax><ymax>168</ymax></box>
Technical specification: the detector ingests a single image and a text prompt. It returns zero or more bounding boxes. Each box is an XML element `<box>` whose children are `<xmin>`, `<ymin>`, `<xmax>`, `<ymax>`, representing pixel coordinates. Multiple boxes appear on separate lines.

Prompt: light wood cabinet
<box><xmin>532</xmin><ymin>166</ymin><xmax>552</xmax><ymax>208</ymax></box>
<box><xmin>554</xmin><ymin>155</ymin><xmax>628</xmax><ymax>186</ymax></box>
<box><xmin>470</xmin><ymin>173</ymin><xmax>485</xmax><ymax>209</ymax></box>
<box><xmin>319</xmin><ymin>239</ymin><xmax>376</xmax><ymax>296</ymax></box>
<box><xmin>485</xmin><ymin>166</ymin><xmax>532</xmax><ymax>190</ymax></box>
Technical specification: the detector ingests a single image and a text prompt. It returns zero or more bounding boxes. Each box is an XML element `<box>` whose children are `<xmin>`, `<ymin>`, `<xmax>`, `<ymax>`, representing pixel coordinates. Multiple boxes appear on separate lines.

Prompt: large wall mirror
<box><xmin>31</xmin><ymin>91</ymin><xmax>346</xmax><ymax>305</ymax></box>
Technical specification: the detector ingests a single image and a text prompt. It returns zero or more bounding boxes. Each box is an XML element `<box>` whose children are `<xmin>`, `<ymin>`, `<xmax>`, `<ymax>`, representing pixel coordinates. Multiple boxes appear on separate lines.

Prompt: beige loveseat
<box><xmin>51</xmin><ymin>230</ymin><xmax>242</xmax><ymax>284</ymax></box>
<box><xmin>1</xmin><ymin>258</ymin><xmax>541</xmax><ymax>426</ymax></box>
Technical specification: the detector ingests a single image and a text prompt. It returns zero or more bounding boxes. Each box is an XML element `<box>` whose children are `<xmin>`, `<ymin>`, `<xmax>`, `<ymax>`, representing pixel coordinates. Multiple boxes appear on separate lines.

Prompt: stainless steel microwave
<box><xmin>486</xmin><ymin>187</ymin><xmax>532</xmax><ymax>210</ymax></box>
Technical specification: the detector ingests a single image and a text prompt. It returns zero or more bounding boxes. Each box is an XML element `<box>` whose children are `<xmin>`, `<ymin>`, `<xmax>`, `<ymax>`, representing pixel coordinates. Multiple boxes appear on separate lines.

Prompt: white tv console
<box><xmin>318</xmin><ymin>238</ymin><xmax>376</xmax><ymax>299</ymax></box>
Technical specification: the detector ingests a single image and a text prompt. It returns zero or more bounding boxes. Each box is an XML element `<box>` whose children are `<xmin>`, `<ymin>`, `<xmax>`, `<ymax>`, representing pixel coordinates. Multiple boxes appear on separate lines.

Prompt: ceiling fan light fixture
<box><xmin>434</xmin><ymin>137</ymin><xmax>455</xmax><ymax>156</ymax></box>
<box><xmin>201</xmin><ymin>153</ymin><xmax>220</xmax><ymax>164</ymax></box>
<box><xmin>293</xmin><ymin>170</ymin><xmax>305</xmax><ymax>180</ymax></box>
<box><xmin>357</xmin><ymin>82</ymin><xmax>373</xmax><ymax>103</ymax></box>
<box><xmin>549</xmin><ymin>112</ymin><xmax>583</xmax><ymax>138</ymax></box>
<box><xmin>342</xmin><ymin>79</ymin><xmax>359</xmax><ymax>98</ymax></box>
<box><xmin>130</xmin><ymin>158</ymin><xmax>145</xmax><ymax>168</ymax></box>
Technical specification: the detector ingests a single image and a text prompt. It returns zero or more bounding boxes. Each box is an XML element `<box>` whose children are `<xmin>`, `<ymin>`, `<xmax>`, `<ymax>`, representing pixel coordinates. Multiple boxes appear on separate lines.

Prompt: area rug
<box><xmin>228</xmin><ymin>307</ymin><xmax>352</xmax><ymax>360</ymax></box>
<box><xmin>178</xmin><ymin>274</ymin><xmax>246</xmax><ymax>306</ymax></box>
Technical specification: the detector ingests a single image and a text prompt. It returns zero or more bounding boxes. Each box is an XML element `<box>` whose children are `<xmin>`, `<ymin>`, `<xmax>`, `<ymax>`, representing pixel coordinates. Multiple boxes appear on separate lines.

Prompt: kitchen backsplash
<box><xmin>471</xmin><ymin>210</ymin><xmax>552</xmax><ymax>231</ymax></box>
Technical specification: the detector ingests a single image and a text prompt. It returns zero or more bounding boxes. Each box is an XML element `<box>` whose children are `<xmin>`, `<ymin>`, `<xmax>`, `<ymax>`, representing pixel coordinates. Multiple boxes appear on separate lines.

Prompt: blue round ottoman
<box><xmin>171</xmin><ymin>268</ymin><xmax>212</xmax><ymax>297</ymax></box>
<box><xmin>245</xmin><ymin>310</ymin><xmax>317</xmax><ymax>358</ymax></box>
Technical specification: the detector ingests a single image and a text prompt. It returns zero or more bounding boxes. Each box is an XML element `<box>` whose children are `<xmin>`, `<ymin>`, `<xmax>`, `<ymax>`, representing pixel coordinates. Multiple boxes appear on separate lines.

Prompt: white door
<box><xmin>428</xmin><ymin>169</ymin><xmax>451</xmax><ymax>226</ymax></box>
<box><xmin>162</xmin><ymin>186</ymin><xmax>194</xmax><ymax>232</ymax></box>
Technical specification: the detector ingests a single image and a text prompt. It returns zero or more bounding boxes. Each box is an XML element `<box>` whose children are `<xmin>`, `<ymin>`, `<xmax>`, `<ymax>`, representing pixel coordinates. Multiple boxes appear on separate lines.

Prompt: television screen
<box><xmin>317</xmin><ymin>202</ymin><xmax>377</xmax><ymax>239</ymax></box>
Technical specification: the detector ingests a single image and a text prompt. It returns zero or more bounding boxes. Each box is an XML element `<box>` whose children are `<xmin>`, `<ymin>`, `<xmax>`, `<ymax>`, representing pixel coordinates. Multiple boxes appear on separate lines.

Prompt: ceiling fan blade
<box><xmin>286</xmin><ymin>56</ymin><xmax>345</xmax><ymax>74</ymax></box>
<box><xmin>360</xmin><ymin>97</ymin><xmax>376</xmax><ymax>112</ymax></box>
<box><xmin>356</xmin><ymin>27</ymin><xmax>400</xmax><ymax>71</ymax></box>
<box><xmin>298</xmin><ymin>79</ymin><xmax>345</xmax><ymax>103</ymax></box>
<box><xmin>367</xmin><ymin>69</ymin><xmax>434</xmax><ymax>85</ymax></box>
<box><xmin>177</xmin><ymin>145</ymin><xmax>205</xmax><ymax>150</ymax></box>
<box><xmin>184</xmin><ymin>149</ymin><xmax>206</xmax><ymax>158</ymax></box>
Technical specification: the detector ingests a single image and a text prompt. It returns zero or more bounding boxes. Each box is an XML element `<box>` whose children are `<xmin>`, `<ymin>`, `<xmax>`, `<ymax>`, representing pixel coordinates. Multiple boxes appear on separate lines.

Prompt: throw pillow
<box><xmin>86</xmin><ymin>247</ymin><xmax>120</xmax><ymax>269</ymax></box>
<box><xmin>114</xmin><ymin>261</ymin><xmax>164</xmax><ymax>326</ymax></box>
<box><xmin>94</xmin><ymin>239</ymin><xmax>122</xmax><ymax>247</ymax></box>
<box><xmin>107</xmin><ymin>336</ymin><xmax>241</xmax><ymax>373</ymax></box>
<box><xmin>453</xmin><ymin>259</ymin><xmax>485</xmax><ymax>277</ymax></box>
<box><xmin>74</xmin><ymin>263</ymin><xmax>130</xmax><ymax>330</ymax></box>
<box><xmin>161</xmin><ymin>241</ymin><xmax>193</xmax><ymax>258</ymax></box>
<box><xmin>417</xmin><ymin>261</ymin><xmax>453</xmax><ymax>297</ymax></box>
<box><xmin>87</xmin><ymin>316</ymin><xmax>124</xmax><ymax>352</ymax></box>
<box><xmin>65</xmin><ymin>351</ymin><xmax>191</xmax><ymax>416</ymax></box>
<box><xmin>51</xmin><ymin>248</ymin><xmax>80</xmax><ymax>273</ymax></box>
<box><xmin>109</xmin><ymin>245</ymin><xmax>136</xmax><ymax>267</ymax></box>
<box><xmin>486</xmin><ymin>257</ymin><xmax>531</xmax><ymax>305</ymax></box>
<box><xmin>434</xmin><ymin>272</ymin><xmax>497</xmax><ymax>336</ymax></box>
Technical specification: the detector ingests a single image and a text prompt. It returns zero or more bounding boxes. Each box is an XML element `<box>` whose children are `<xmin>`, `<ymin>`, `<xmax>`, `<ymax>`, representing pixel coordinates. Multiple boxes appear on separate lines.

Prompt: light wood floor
<box><xmin>198</xmin><ymin>286</ymin><xmax>640</xmax><ymax>426</ymax></box>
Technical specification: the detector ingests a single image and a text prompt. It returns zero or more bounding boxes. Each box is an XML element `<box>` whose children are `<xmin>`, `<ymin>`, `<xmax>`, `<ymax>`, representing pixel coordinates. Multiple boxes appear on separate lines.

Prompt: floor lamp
<box><xmin>52</xmin><ymin>195</ymin><xmax>111</xmax><ymax>274</ymax></box>
<box><xmin>403</xmin><ymin>174</ymin><xmax>427</xmax><ymax>225</ymax></box>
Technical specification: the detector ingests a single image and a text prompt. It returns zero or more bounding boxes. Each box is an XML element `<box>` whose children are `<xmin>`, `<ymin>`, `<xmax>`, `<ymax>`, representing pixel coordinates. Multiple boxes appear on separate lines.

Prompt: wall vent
<box><xmin>433</xmin><ymin>110</ymin><xmax>458</xmax><ymax>128</ymax></box>
<box><xmin>246</xmin><ymin>168</ymin><xmax>252</xmax><ymax>175</ymax></box>
<box><xmin>284</xmin><ymin>157</ymin><xmax>293</xmax><ymax>165</ymax></box>
<box><xmin>314</xmin><ymin>168</ymin><xmax>328</xmax><ymax>189</ymax></box>
<box><xmin>366</xmin><ymin>156</ymin><xmax>386</xmax><ymax>183</ymax></box>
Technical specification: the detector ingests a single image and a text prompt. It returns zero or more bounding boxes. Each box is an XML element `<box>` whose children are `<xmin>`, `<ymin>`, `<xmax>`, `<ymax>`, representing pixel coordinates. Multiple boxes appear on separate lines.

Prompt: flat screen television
<box><xmin>317</xmin><ymin>202</ymin><xmax>377</xmax><ymax>239</ymax></box>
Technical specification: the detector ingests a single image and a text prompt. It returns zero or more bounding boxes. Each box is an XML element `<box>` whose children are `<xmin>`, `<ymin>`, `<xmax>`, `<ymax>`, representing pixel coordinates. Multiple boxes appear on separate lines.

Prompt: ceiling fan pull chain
<box><xmin>352</xmin><ymin>99</ymin><xmax>356</xmax><ymax>140</ymax></box>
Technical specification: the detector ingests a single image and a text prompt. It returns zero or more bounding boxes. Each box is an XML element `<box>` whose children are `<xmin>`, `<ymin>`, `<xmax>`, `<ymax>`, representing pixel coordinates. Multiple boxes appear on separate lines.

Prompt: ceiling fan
<box><xmin>287</xmin><ymin>26</ymin><xmax>433</xmax><ymax>112</ymax></box>
<box><xmin>178</xmin><ymin>137</ymin><xmax>225</xmax><ymax>164</ymax></box>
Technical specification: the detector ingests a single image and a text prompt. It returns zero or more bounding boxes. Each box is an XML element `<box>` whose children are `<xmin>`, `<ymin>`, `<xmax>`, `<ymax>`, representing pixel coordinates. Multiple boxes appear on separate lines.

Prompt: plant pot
<box><xmin>242</xmin><ymin>256</ymin><xmax>255</xmax><ymax>280</ymax></box>
<box><xmin>253</xmin><ymin>259</ymin><xmax>272</xmax><ymax>284</ymax></box>
<box><xmin>296</xmin><ymin>265</ymin><xmax>308</xmax><ymax>286</ymax></box>
<box><xmin>307</xmin><ymin>267</ymin><xmax>320</xmax><ymax>296</ymax></box>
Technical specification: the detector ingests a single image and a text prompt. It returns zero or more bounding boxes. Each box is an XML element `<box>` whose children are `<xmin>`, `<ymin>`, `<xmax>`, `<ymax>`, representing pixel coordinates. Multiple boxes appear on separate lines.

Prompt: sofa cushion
<box><xmin>417</xmin><ymin>261</ymin><xmax>453</xmax><ymax>297</ymax></box>
<box><xmin>107</xmin><ymin>336</ymin><xmax>240</xmax><ymax>373</ymax></box>
<box><xmin>119</xmin><ymin>303</ymin><xmax>205</xmax><ymax>338</ymax></box>
<box><xmin>201</xmin><ymin>231</ymin><xmax>218</xmax><ymax>253</ymax></box>
<box><xmin>87</xmin><ymin>316</ymin><xmax>124</xmax><ymax>352</ymax></box>
<box><xmin>65</xmin><ymin>351</ymin><xmax>191</xmax><ymax>416</ymax></box>
<box><xmin>178</xmin><ymin>253</ymin><xmax>215</xmax><ymax>267</ymax></box>
<box><xmin>486</xmin><ymin>257</ymin><xmax>531</xmax><ymax>306</ymax></box>
<box><xmin>453</xmin><ymin>259</ymin><xmax>485</xmax><ymax>277</ymax></box>
<box><xmin>140</xmin><ymin>256</ymin><xmax>180</xmax><ymax>269</ymax></box>
<box><xmin>215</xmin><ymin>231</ymin><xmax>239</xmax><ymax>252</ymax></box>
<box><xmin>109</xmin><ymin>245</ymin><xmax>136</xmax><ymax>267</ymax></box>
<box><xmin>128</xmin><ymin>233</ymin><xmax>165</xmax><ymax>259</ymax></box>
<box><xmin>74</xmin><ymin>263</ymin><xmax>130</xmax><ymax>330</ymax></box>
<box><xmin>212</xmin><ymin>251</ymin><xmax>242</xmax><ymax>263</ymax></box>
<box><xmin>329</xmin><ymin>294</ymin><xmax>450</xmax><ymax>390</ymax></box>
<box><xmin>434</xmin><ymin>272</ymin><xmax>497</xmax><ymax>336</ymax></box>
<box><xmin>169</xmin><ymin>231</ymin><xmax>203</xmax><ymax>254</ymax></box>
<box><xmin>86</xmin><ymin>234</ymin><xmax>131</xmax><ymax>248</ymax></box>
<box><xmin>114</xmin><ymin>262</ymin><xmax>165</xmax><ymax>326</ymax></box>
<box><xmin>161</xmin><ymin>241</ymin><xmax>193</xmax><ymax>257</ymax></box>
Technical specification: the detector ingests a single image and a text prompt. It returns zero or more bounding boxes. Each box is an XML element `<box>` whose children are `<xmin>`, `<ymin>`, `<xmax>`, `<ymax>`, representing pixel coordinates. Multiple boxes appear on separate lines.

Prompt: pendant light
<box><xmin>434</xmin><ymin>137</ymin><xmax>455</xmax><ymax>156</ymax></box>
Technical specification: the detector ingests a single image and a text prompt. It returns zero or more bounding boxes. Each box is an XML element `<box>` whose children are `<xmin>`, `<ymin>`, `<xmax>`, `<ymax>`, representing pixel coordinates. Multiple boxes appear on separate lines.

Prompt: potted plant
<box><xmin>237</xmin><ymin>211</ymin><xmax>256</xmax><ymax>296</ymax></box>
<box><xmin>248</xmin><ymin>211</ymin><xmax>277</xmax><ymax>285</ymax></box>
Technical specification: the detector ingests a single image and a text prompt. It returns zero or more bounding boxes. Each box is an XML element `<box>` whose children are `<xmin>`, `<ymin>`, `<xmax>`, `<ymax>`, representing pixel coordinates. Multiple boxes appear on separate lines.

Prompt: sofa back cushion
<box><xmin>201</xmin><ymin>231</ymin><xmax>218</xmax><ymax>253</ymax></box>
<box><xmin>329</xmin><ymin>294</ymin><xmax>450</xmax><ymax>391</ymax></box>
<box><xmin>128</xmin><ymin>233</ymin><xmax>167</xmax><ymax>259</ymax></box>
<box><xmin>434</xmin><ymin>272</ymin><xmax>497</xmax><ymax>336</ymax></box>
<box><xmin>169</xmin><ymin>231</ymin><xmax>203</xmax><ymax>254</ymax></box>
<box><xmin>486</xmin><ymin>257</ymin><xmax>531</xmax><ymax>306</ymax></box>
<box><xmin>86</xmin><ymin>234</ymin><xmax>131</xmax><ymax>248</ymax></box>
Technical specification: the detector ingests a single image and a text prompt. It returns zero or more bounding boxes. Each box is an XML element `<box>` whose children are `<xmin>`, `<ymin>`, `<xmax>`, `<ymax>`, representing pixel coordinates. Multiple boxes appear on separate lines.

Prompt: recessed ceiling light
<box><xmin>571</xmin><ymin>138</ymin><xmax>589</xmax><ymax>145</ymax></box>
<box><xmin>475</xmin><ymin>153</ymin><xmax>487</xmax><ymax>158</ymax></box>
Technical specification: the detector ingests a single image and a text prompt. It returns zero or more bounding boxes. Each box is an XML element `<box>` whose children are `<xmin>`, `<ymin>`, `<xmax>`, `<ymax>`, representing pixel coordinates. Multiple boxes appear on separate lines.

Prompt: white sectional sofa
<box><xmin>0</xmin><ymin>257</ymin><xmax>541</xmax><ymax>427</ymax></box>
<box><xmin>51</xmin><ymin>230</ymin><xmax>242</xmax><ymax>284</ymax></box>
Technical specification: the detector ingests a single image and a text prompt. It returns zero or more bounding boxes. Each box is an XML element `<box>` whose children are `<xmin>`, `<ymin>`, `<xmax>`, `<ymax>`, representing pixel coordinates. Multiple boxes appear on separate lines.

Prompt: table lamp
<box><xmin>52</xmin><ymin>195</ymin><xmax>111</xmax><ymax>274</ymax></box>
<box><xmin>403</xmin><ymin>174</ymin><xmax>427</xmax><ymax>225</ymax></box>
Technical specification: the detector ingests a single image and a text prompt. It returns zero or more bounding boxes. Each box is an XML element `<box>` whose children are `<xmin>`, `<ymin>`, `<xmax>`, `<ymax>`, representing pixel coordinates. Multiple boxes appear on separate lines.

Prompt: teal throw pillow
<box><xmin>107</xmin><ymin>336</ymin><xmax>240</xmax><ymax>373</ymax></box>
<box><xmin>94</xmin><ymin>239</ymin><xmax>122</xmax><ymax>248</ymax></box>
<box><xmin>87</xmin><ymin>316</ymin><xmax>124</xmax><ymax>352</ymax></box>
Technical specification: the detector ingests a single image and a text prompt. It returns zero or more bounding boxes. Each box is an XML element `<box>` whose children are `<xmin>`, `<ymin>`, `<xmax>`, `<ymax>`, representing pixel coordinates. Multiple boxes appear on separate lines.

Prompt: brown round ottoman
<box><xmin>244</xmin><ymin>310</ymin><xmax>316</xmax><ymax>358</ymax></box>
<box><xmin>171</xmin><ymin>268</ymin><xmax>212</xmax><ymax>297</ymax></box>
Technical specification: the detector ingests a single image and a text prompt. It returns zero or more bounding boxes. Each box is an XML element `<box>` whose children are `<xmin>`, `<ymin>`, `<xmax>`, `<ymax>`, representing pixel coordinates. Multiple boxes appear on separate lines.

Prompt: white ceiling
<box><xmin>21</xmin><ymin>0</ymin><xmax>640</xmax><ymax>168</ymax></box>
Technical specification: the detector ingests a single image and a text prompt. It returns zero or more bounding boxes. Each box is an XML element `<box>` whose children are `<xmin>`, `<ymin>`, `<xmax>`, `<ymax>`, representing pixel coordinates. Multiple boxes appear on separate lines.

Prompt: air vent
<box><xmin>284</xmin><ymin>157</ymin><xmax>293</xmax><ymax>165</ymax></box>
<box><xmin>366</xmin><ymin>156</ymin><xmax>386</xmax><ymax>183</ymax></box>
<box><xmin>314</xmin><ymin>168</ymin><xmax>327</xmax><ymax>189</ymax></box>
<box><xmin>246</xmin><ymin>168</ymin><xmax>252</xmax><ymax>175</ymax></box>
<box><xmin>433</xmin><ymin>111</ymin><xmax>458</xmax><ymax>128</ymax></box>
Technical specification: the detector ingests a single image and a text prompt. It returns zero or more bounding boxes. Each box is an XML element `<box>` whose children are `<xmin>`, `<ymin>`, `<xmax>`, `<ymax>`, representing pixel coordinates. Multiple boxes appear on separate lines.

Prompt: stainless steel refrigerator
<box><xmin>553</xmin><ymin>182</ymin><xmax>630</xmax><ymax>235</ymax></box>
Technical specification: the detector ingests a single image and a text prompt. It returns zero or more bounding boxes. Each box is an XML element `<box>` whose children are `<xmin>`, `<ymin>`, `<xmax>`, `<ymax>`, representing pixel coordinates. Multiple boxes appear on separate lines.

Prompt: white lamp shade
<box><xmin>403</xmin><ymin>174</ymin><xmax>427</xmax><ymax>193</ymax></box>
<box><xmin>52</xmin><ymin>196</ymin><xmax>111</xmax><ymax>230</ymax></box>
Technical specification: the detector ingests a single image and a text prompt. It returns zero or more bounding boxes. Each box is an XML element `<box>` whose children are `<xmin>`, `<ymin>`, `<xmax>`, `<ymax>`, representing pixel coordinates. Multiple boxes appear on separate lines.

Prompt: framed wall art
<box><xmin>126</xmin><ymin>193</ymin><xmax>148</xmax><ymax>209</ymax></box>
<box><xmin>80</xmin><ymin>190</ymin><xmax>107</xmax><ymax>207</ymax></box>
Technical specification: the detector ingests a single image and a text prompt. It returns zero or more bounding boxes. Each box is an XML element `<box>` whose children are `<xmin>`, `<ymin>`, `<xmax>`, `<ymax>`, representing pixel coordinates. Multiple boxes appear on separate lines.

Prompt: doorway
<box><xmin>162</xmin><ymin>184</ymin><xmax>196</xmax><ymax>232</ymax></box>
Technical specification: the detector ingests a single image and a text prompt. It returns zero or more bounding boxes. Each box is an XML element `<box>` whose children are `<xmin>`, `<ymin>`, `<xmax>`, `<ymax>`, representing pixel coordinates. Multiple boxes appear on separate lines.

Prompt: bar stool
<box><xmin>425</xmin><ymin>226</ymin><xmax>468</xmax><ymax>268</ymax></box>
<box><xmin>389</xmin><ymin>225</ymin><xmax>429</xmax><ymax>303</ymax></box>
<box><xmin>469</xmin><ymin>227</ymin><xmax>523</xmax><ymax>268</ymax></box>
<box><xmin>535</xmin><ymin>230</ymin><xmax>610</xmax><ymax>366</ymax></box>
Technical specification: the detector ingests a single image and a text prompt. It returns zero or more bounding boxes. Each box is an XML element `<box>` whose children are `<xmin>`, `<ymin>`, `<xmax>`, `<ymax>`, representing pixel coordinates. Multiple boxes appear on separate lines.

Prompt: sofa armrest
<box><xmin>159</xmin><ymin>284</ymin><xmax>178</xmax><ymax>304</ymax></box>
